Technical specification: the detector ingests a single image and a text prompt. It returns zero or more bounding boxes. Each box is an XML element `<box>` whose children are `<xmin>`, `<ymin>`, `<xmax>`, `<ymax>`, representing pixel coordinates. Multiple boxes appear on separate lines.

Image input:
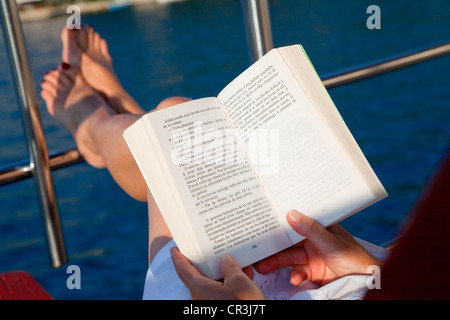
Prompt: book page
<box><xmin>278</xmin><ymin>45</ymin><xmax>387</xmax><ymax>203</ymax></box>
<box><xmin>218</xmin><ymin>49</ymin><xmax>376</xmax><ymax>244</ymax></box>
<box><xmin>142</xmin><ymin>98</ymin><xmax>291</xmax><ymax>278</ymax></box>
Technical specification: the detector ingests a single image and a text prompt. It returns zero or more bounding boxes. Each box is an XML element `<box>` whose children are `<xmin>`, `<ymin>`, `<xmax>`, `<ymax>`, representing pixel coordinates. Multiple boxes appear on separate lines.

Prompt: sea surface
<box><xmin>0</xmin><ymin>0</ymin><xmax>449</xmax><ymax>299</ymax></box>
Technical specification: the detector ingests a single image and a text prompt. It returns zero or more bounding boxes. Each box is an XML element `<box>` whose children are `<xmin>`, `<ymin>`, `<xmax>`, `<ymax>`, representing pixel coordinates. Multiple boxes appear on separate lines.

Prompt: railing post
<box><xmin>241</xmin><ymin>0</ymin><xmax>274</xmax><ymax>62</ymax></box>
<box><xmin>0</xmin><ymin>0</ymin><xmax>67</xmax><ymax>267</ymax></box>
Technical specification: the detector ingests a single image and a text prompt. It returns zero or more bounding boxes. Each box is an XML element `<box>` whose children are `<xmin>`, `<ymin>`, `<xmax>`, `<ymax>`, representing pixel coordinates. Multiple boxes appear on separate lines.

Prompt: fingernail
<box><xmin>290</xmin><ymin>270</ymin><xmax>302</xmax><ymax>286</ymax></box>
<box><xmin>288</xmin><ymin>210</ymin><xmax>302</xmax><ymax>224</ymax></box>
<box><xmin>61</xmin><ymin>62</ymin><xmax>71</xmax><ymax>70</ymax></box>
<box><xmin>44</xmin><ymin>71</ymin><xmax>49</xmax><ymax>76</ymax></box>
<box><xmin>220</xmin><ymin>254</ymin><xmax>233</xmax><ymax>265</ymax></box>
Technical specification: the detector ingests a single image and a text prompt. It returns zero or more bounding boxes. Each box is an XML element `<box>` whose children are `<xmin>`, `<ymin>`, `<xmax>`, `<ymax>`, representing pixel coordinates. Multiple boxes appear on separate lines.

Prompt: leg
<box><xmin>59</xmin><ymin>25</ymin><xmax>191</xmax><ymax>200</ymax></box>
<box><xmin>147</xmin><ymin>190</ymin><xmax>172</xmax><ymax>265</ymax></box>
<box><xmin>91</xmin><ymin>97</ymin><xmax>190</xmax><ymax>264</ymax></box>
<box><xmin>41</xmin><ymin>64</ymin><xmax>110</xmax><ymax>169</ymax></box>
<box><xmin>41</xmin><ymin>65</ymin><xmax>190</xmax><ymax>265</ymax></box>
<box><xmin>87</xmin><ymin>96</ymin><xmax>191</xmax><ymax>264</ymax></box>
<box><xmin>78</xmin><ymin>96</ymin><xmax>192</xmax><ymax>202</ymax></box>
<box><xmin>43</xmin><ymin>64</ymin><xmax>191</xmax><ymax>201</ymax></box>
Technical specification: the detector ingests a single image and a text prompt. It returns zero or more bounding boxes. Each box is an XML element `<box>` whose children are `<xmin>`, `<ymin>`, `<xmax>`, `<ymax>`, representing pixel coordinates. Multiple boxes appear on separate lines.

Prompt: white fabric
<box><xmin>142</xmin><ymin>239</ymin><xmax>389</xmax><ymax>300</ymax></box>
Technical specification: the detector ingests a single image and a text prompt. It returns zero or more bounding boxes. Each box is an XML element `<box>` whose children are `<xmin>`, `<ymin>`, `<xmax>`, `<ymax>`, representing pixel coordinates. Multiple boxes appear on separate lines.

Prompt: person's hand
<box><xmin>255</xmin><ymin>210</ymin><xmax>383</xmax><ymax>286</ymax></box>
<box><xmin>171</xmin><ymin>247</ymin><xmax>265</xmax><ymax>300</ymax></box>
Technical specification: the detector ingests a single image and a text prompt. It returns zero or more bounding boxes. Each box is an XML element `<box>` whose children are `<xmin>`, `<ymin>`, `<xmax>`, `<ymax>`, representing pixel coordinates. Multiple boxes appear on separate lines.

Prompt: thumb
<box><xmin>287</xmin><ymin>210</ymin><xmax>337</xmax><ymax>253</ymax></box>
<box><xmin>219</xmin><ymin>254</ymin><xmax>246</xmax><ymax>279</ymax></box>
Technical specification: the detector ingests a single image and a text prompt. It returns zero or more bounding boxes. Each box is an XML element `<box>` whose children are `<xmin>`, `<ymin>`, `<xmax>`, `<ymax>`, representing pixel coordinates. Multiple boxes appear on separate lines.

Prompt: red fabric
<box><xmin>0</xmin><ymin>271</ymin><xmax>53</xmax><ymax>300</ymax></box>
<box><xmin>365</xmin><ymin>152</ymin><xmax>450</xmax><ymax>299</ymax></box>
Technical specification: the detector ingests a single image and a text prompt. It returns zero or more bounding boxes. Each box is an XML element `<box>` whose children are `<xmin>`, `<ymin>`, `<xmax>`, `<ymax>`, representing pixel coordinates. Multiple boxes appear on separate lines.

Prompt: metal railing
<box><xmin>242</xmin><ymin>0</ymin><xmax>274</xmax><ymax>62</ymax></box>
<box><xmin>1</xmin><ymin>0</ymin><xmax>449</xmax><ymax>267</ymax></box>
<box><xmin>322</xmin><ymin>42</ymin><xmax>450</xmax><ymax>88</ymax></box>
<box><xmin>1</xmin><ymin>0</ymin><xmax>67</xmax><ymax>267</ymax></box>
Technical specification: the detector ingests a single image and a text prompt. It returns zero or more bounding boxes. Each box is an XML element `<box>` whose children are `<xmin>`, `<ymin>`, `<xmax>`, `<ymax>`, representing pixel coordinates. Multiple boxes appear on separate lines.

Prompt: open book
<box><xmin>123</xmin><ymin>45</ymin><xmax>387</xmax><ymax>279</ymax></box>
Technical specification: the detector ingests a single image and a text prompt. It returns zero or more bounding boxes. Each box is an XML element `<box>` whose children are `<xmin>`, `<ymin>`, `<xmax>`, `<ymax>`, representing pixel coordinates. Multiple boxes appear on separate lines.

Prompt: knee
<box><xmin>155</xmin><ymin>96</ymin><xmax>192</xmax><ymax>110</ymax></box>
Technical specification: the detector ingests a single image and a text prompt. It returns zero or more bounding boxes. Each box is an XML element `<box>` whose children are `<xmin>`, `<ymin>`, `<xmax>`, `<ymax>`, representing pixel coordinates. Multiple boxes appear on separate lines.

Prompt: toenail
<box><xmin>61</xmin><ymin>62</ymin><xmax>71</xmax><ymax>70</ymax></box>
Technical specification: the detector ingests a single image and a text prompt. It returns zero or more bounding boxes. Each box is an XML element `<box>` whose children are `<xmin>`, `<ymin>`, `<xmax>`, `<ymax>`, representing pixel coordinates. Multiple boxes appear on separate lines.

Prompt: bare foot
<box><xmin>61</xmin><ymin>26</ymin><xmax>144</xmax><ymax>114</ymax></box>
<box><xmin>40</xmin><ymin>64</ymin><xmax>111</xmax><ymax>168</ymax></box>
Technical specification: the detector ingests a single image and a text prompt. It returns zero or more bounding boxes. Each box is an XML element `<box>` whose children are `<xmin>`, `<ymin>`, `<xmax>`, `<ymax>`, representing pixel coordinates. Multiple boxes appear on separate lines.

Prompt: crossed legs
<box><xmin>41</xmin><ymin>26</ymin><xmax>191</xmax><ymax>264</ymax></box>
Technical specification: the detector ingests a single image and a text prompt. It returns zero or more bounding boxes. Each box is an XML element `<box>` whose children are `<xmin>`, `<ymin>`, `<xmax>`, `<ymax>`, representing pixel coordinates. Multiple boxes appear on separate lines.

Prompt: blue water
<box><xmin>0</xmin><ymin>0</ymin><xmax>449</xmax><ymax>299</ymax></box>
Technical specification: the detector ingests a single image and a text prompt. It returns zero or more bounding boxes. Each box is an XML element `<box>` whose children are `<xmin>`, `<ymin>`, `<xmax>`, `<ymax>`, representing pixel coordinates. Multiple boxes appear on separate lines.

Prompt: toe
<box><xmin>99</xmin><ymin>39</ymin><xmax>112</xmax><ymax>61</ymax></box>
<box><xmin>40</xmin><ymin>82</ymin><xmax>56</xmax><ymax>115</ymax></box>
<box><xmin>58</xmin><ymin>63</ymin><xmax>89</xmax><ymax>92</ymax></box>
<box><xmin>59</xmin><ymin>63</ymin><xmax>77</xmax><ymax>80</ymax></box>
<box><xmin>57</xmin><ymin>68</ymin><xmax>75</xmax><ymax>87</ymax></box>
<box><xmin>42</xmin><ymin>70</ymin><xmax>60</xmax><ymax>95</ymax></box>
<box><xmin>61</xmin><ymin>26</ymin><xmax>79</xmax><ymax>43</ymax></box>
<box><xmin>90</xmin><ymin>29</ymin><xmax>102</xmax><ymax>52</ymax></box>
<box><xmin>44</xmin><ymin>68</ymin><xmax>69</xmax><ymax>91</ymax></box>
<box><xmin>61</xmin><ymin>26</ymin><xmax>82</xmax><ymax>66</ymax></box>
<box><xmin>88</xmin><ymin>26</ymin><xmax>96</xmax><ymax>48</ymax></box>
<box><xmin>78</xmin><ymin>25</ymin><xmax>89</xmax><ymax>51</ymax></box>
<box><xmin>40</xmin><ymin>88</ymin><xmax>54</xmax><ymax>104</ymax></box>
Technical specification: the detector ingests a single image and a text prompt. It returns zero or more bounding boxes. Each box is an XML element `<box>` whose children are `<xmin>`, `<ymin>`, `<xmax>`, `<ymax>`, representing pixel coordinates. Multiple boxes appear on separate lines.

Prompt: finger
<box><xmin>254</xmin><ymin>246</ymin><xmax>307</xmax><ymax>274</ymax></box>
<box><xmin>327</xmin><ymin>223</ymin><xmax>354</xmax><ymax>241</ymax></box>
<box><xmin>220</xmin><ymin>254</ymin><xmax>247</xmax><ymax>280</ymax></box>
<box><xmin>242</xmin><ymin>266</ymin><xmax>253</xmax><ymax>280</ymax></box>
<box><xmin>170</xmin><ymin>247</ymin><xmax>202</xmax><ymax>284</ymax></box>
<box><xmin>170</xmin><ymin>247</ymin><xmax>221</xmax><ymax>299</ymax></box>
<box><xmin>290</xmin><ymin>264</ymin><xmax>310</xmax><ymax>286</ymax></box>
<box><xmin>220</xmin><ymin>255</ymin><xmax>265</xmax><ymax>300</ymax></box>
<box><xmin>287</xmin><ymin>210</ymin><xmax>337</xmax><ymax>252</ymax></box>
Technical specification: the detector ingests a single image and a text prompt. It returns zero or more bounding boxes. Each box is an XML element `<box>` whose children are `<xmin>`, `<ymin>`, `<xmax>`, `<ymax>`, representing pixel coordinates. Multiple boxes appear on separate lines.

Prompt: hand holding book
<box><xmin>171</xmin><ymin>210</ymin><xmax>384</xmax><ymax>299</ymax></box>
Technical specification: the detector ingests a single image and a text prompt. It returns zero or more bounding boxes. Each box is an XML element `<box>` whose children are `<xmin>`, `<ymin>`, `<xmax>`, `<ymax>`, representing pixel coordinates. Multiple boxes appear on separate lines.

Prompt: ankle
<box><xmin>106</xmin><ymin>89</ymin><xmax>145</xmax><ymax>114</ymax></box>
